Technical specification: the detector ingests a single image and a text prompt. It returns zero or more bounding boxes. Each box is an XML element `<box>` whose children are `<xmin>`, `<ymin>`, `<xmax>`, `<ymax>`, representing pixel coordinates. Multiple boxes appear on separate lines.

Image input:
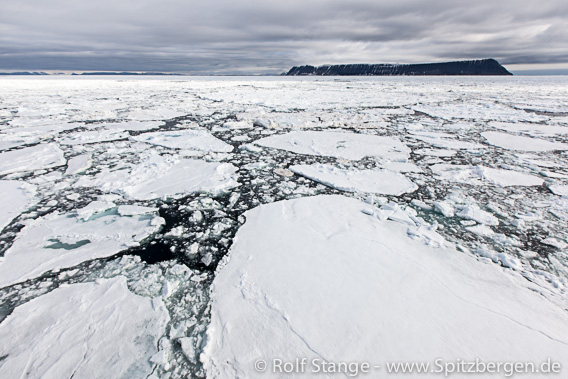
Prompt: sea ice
<box><xmin>482</xmin><ymin>131</ymin><xmax>568</xmax><ymax>152</ymax></box>
<box><xmin>0</xmin><ymin>277</ymin><xmax>169</xmax><ymax>378</ymax></box>
<box><xmin>203</xmin><ymin>195</ymin><xmax>568</xmax><ymax>378</ymax></box>
<box><xmin>65</xmin><ymin>153</ymin><xmax>92</xmax><ymax>175</ymax></box>
<box><xmin>0</xmin><ymin>180</ymin><xmax>36</xmax><ymax>231</ymax></box>
<box><xmin>255</xmin><ymin>130</ymin><xmax>410</xmax><ymax>161</ymax></box>
<box><xmin>0</xmin><ymin>143</ymin><xmax>66</xmax><ymax>175</ymax></box>
<box><xmin>100</xmin><ymin>120</ymin><xmax>163</xmax><ymax>131</ymax></box>
<box><xmin>132</xmin><ymin>129</ymin><xmax>233</xmax><ymax>152</ymax></box>
<box><xmin>411</xmin><ymin>134</ymin><xmax>484</xmax><ymax>150</ymax></box>
<box><xmin>431</xmin><ymin>164</ymin><xmax>544</xmax><ymax>186</ymax></box>
<box><xmin>0</xmin><ymin>206</ymin><xmax>164</xmax><ymax>287</ymax></box>
<box><xmin>549</xmin><ymin>184</ymin><xmax>568</xmax><ymax>197</ymax></box>
<box><xmin>490</xmin><ymin>121</ymin><xmax>568</xmax><ymax>137</ymax></box>
<box><xmin>456</xmin><ymin>204</ymin><xmax>499</xmax><ymax>225</ymax></box>
<box><xmin>58</xmin><ymin>130</ymin><xmax>129</xmax><ymax>145</ymax></box>
<box><xmin>290</xmin><ymin>164</ymin><xmax>417</xmax><ymax>195</ymax></box>
<box><xmin>75</xmin><ymin>154</ymin><xmax>239</xmax><ymax>200</ymax></box>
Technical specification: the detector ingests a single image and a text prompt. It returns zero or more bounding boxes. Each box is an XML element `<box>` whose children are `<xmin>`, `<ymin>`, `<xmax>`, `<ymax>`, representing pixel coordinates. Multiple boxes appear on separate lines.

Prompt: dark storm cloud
<box><xmin>0</xmin><ymin>0</ymin><xmax>567</xmax><ymax>73</ymax></box>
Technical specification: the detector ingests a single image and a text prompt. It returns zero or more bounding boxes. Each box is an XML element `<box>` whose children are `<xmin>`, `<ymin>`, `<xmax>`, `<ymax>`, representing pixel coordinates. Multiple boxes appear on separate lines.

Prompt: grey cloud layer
<box><xmin>1</xmin><ymin>0</ymin><xmax>566</xmax><ymax>73</ymax></box>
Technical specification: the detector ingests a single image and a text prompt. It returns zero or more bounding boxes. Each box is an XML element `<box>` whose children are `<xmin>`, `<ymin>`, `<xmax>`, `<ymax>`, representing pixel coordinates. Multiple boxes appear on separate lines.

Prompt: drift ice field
<box><xmin>0</xmin><ymin>76</ymin><xmax>567</xmax><ymax>378</ymax></box>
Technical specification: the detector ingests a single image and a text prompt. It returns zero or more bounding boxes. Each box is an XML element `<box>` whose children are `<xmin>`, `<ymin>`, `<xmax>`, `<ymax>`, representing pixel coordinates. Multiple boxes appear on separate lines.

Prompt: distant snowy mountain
<box><xmin>286</xmin><ymin>58</ymin><xmax>512</xmax><ymax>76</ymax></box>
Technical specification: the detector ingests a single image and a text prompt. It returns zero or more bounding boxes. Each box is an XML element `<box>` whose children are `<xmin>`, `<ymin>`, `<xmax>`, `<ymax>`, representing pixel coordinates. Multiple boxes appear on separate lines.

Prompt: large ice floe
<box><xmin>290</xmin><ymin>164</ymin><xmax>417</xmax><ymax>195</ymax></box>
<box><xmin>482</xmin><ymin>131</ymin><xmax>568</xmax><ymax>151</ymax></box>
<box><xmin>132</xmin><ymin>129</ymin><xmax>234</xmax><ymax>152</ymax></box>
<box><xmin>0</xmin><ymin>180</ymin><xmax>36</xmax><ymax>231</ymax></box>
<box><xmin>75</xmin><ymin>153</ymin><xmax>239</xmax><ymax>200</ymax></box>
<box><xmin>0</xmin><ymin>143</ymin><xmax>66</xmax><ymax>175</ymax></box>
<box><xmin>0</xmin><ymin>276</ymin><xmax>169</xmax><ymax>378</ymax></box>
<box><xmin>430</xmin><ymin>164</ymin><xmax>544</xmax><ymax>186</ymax></box>
<box><xmin>203</xmin><ymin>195</ymin><xmax>568</xmax><ymax>378</ymax></box>
<box><xmin>0</xmin><ymin>203</ymin><xmax>164</xmax><ymax>287</ymax></box>
<box><xmin>255</xmin><ymin>130</ymin><xmax>410</xmax><ymax>161</ymax></box>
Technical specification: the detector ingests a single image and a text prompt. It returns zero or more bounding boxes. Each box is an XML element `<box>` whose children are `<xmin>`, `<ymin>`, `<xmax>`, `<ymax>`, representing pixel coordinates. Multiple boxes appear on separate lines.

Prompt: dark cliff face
<box><xmin>286</xmin><ymin>59</ymin><xmax>512</xmax><ymax>76</ymax></box>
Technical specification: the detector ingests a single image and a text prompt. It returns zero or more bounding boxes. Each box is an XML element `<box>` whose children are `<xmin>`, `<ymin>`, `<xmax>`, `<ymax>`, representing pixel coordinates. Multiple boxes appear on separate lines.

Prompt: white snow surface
<box><xmin>65</xmin><ymin>153</ymin><xmax>92</xmax><ymax>175</ymax></box>
<box><xmin>58</xmin><ymin>129</ymin><xmax>129</xmax><ymax>145</ymax></box>
<box><xmin>132</xmin><ymin>129</ymin><xmax>234</xmax><ymax>152</ymax></box>
<box><xmin>482</xmin><ymin>131</ymin><xmax>568</xmax><ymax>151</ymax></box>
<box><xmin>0</xmin><ymin>276</ymin><xmax>169</xmax><ymax>378</ymax></box>
<box><xmin>203</xmin><ymin>195</ymin><xmax>568</xmax><ymax>378</ymax></box>
<box><xmin>431</xmin><ymin>164</ymin><xmax>544</xmax><ymax>186</ymax></box>
<box><xmin>75</xmin><ymin>154</ymin><xmax>239</xmax><ymax>200</ymax></box>
<box><xmin>0</xmin><ymin>143</ymin><xmax>66</xmax><ymax>175</ymax></box>
<box><xmin>100</xmin><ymin>120</ymin><xmax>163</xmax><ymax>131</ymax></box>
<box><xmin>490</xmin><ymin>121</ymin><xmax>568</xmax><ymax>137</ymax></box>
<box><xmin>255</xmin><ymin>131</ymin><xmax>410</xmax><ymax>161</ymax></box>
<box><xmin>549</xmin><ymin>184</ymin><xmax>568</xmax><ymax>197</ymax></box>
<box><xmin>290</xmin><ymin>164</ymin><xmax>417</xmax><ymax>195</ymax></box>
<box><xmin>0</xmin><ymin>207</ymin><xmax>164</xmax><ymax>287</ymax></box>
<box><xmin>0</xmin><ymin>180</ymin><xmax>36</xmax><ymax>231</ymax></box>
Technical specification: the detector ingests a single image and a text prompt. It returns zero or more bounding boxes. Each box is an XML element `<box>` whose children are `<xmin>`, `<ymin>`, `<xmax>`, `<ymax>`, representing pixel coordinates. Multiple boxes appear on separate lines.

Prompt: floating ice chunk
<box><xmin>0</xmin><ymin>138</ymin><xmax>33</xmax><ymax>151</ymax></box>
<box><xmin>132</xmin><ymin>129</ymin><xmax>233</xmax><ymax>152</ymax></box>
<box><xmin>65</xmin><ymin>153</ymin><xmax>92</xmax><ymax>175</ymax></box>
<box><xmin>255</xmin><ymin>131</ymin><xmax>410</xmax><ymax>161</ymax></box>
<box><xmin>549</xmin><ymin>184</ymin><xmax>568</xmax><ymax>197</ymax></box>
<box><xmin>204</xmin><ymin>195</ymin><xmax>568</xmax><ymax>378</ymax></box>
<box><xmin>273</xmin><ymin>167</ymin><xmax>293</xmax><ymax>177</ymax></box>
<box><xmin>0</xmin><ymin>180</ymin><xmax>36</xmax><ymax>231</ymax></box>
<box><xmin>407</xmin><ymin>224</ymin><xmax>446</xmax><ymax>247</ymax></box>
<box><xmin>542</xmin><ymin>238</ymin><xmax>568</xmax><ymax>250</ymax></box>
<box><xmin>0</xmin><ymin>209</ymin><xmax>164</xmax><ymax>287</ymax></box>
<box><xmin>239</xmin><ymin>143</ymin><xmax>264</xmax><ymax>153</ymax></box>
<box><xmin>490</xmin><ymin>121</ymin><xmax>568</xmax><ymax>137</ymax></box>
<box><xmin>411</xmin><ymin>134</ymin><xmax>484</xmax><ymax>150</ymax></box>
<box><xmin>290</xmin><ymin>164</ymin><xmax>417</xmax><ymax>195</ymax></box>
<box><xmin>433</xmin><ymin>201</ymin><xmax>455</xmax><ymax>217</ymax></box>
<box><xmin>179</xmin><ymin>337</ymin><xmax>197</xmax><ymax>363</ymax></box>
<box><xmin>59</xmin><ymin>130</ymin><xmax>129</xmax><ymax>145</ymax></box>
<box><xmin>431</xmin><ymin>164</ymin><xmax>544</xmax><ymax>186</ymax></box>
<box><xmin>414</xmin><ymin>148</ymin><xmax>457</xmax><ymax>157</ymax></box>
<box><xmin>117</xmin><ymin>204</ymin><xmax>158</xmax><ymax>216</ymax></box>
<box><xmin>456</xmin><ymin>204</ymin><xmax>499</xmax><ymax>225</ymax></box>
<box><xmin>100</xmin><ymin>120</ymin><xmax>163</xmax><ymax>131</ymax></box>
<box><xmin>380</xmin><ymin>161</ymin><xmax>422</xmax><ymax>173</ymax></box>
<box><xmin>0</xmin><ymin>277</ymin><xmax>169</xmax><ymax>378</ymax></box>
<box><xmin>482</xmin><ymin>131</ymin><xmax>568</xmax><ymax>151</ymax></box>
<box><xmin>224</xmin><ymin>120</ymin><xmax>253</xmax><ymax>130</ymax></box>
<box><xmin>76</xmin><ymin>156</ymin><xmax>239</xmax><ymax>201</ymax></box>
<box><xmin>75</xmin><ymin>201</ymin><xmax>116</xmax><ymax>221</ymax></box>
<box><xmin>466</xmin><ymin>224</ymin><xmax>494</xmax><ymax>236</ymax></box>
<box><xmin>413</xmin><ymin>101</ymin><xmax>546</xmax><ymax>122</ymax></box>
<box><xmin>411</xmin><ymin>199</ymin><xmax>432</xmax><ymax>211</ymax></box>
<box><xmin>0</xmin><ymin>143</ymin><xmax>66</xmax><ymax>175</ymax></box>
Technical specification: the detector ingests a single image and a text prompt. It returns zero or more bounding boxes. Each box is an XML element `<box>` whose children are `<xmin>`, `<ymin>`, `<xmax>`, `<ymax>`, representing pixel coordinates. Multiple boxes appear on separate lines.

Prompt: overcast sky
<box><xmin>1</xmin><ymin>0</ymin><xmax>567</xmax><ymax>74</ymax></box>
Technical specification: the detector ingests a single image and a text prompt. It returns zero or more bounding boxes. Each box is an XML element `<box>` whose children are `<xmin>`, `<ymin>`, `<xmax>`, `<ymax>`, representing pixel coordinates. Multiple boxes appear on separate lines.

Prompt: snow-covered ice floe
<box><xmin>0</xmin><ymin>204</ymin><xmax>164</xmax><ymax>287</ymax></box>
<box><xmin>290</xmin><ymin>164</ymin><xmax>417</xmax><ymax>195</ymax></box>
<box><xmin>203</xmin><ymin>195</ymin><xmax>568</xmax><ymax>378</ymax></box>
<box><xmin>75</xmin><ymin>154</ymin><xmax>239</xmax><ymax>200</ymax></box>
<box><xmin>132</xmin><ymin>129</ymin><xmax>234</xmax><ymax>152</ymax></box>
<box><xmin>0</xmin><ymin>180</ymin><xmax>36</xmax><ymax>231</ymax></box>
<box><xmin>0</xmin><ymin>143</ymin><xmax>66</xmax><ymax>175</ymax></box>
<box><xmin>255</xmin><ymin>130</ymin><xmax>410</xmax><ymax>161</ymax></box>
<box><xmin>482</xmin><ymin>131</ymin><xmax>568</xmax><ymax>151</ymax></box>
<box><xmin>58</xmin><ymin>129</ymin><xmax>129</xmax><ymax>145</ymax></box>
<box><xmin>0</xmin><ymin>276</ymin><xmax>169</xmax><ymax>378</ymax></box>
<box><xmin>431</xmin><ymin>164</ymin><xmax>544</xmax><ymax>186</ymax></box>
<box><xmin>549</xmin><ymin>184</ymin><xmax>568</xmax><ymax>197</ymax></box>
